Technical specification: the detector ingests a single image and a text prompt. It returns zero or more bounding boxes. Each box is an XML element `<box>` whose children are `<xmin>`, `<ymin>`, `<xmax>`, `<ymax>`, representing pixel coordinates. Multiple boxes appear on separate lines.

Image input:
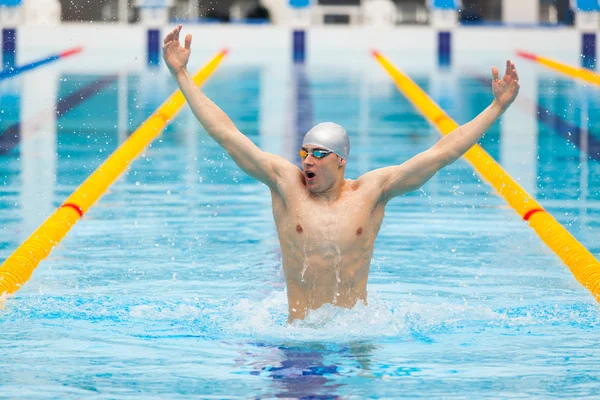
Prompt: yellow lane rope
<box><xmin>516</xmin><ymin>50</ymin><xmax>600</xmax><ymax>87</ymax></box>
<box><xmin>372</xmin><ymin>50</ymin><xmax>600</xmax><ymax>302</ymax></box>
<box><xmin>0</xmin><ymin>49</ymin><xmax>228</xmax><ymax>297</ymax></box>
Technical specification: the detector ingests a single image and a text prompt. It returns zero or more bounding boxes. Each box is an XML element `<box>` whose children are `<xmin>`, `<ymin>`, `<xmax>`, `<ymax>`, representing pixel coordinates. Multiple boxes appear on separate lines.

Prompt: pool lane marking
<box><xmin>0</xmin><ymin>47</ymin><xmax>83</xmax><ymax>81</ymax></box>
<box><xmin>59</xmin><ymin>203</ymin><xmax>84</xmax><ymax>217</ymax></box>
<box><xmin>523</xmin><ymin>208</ymin><xmax>545</xmax><ymax>221</ymax></box>
<box><xmin>0</xmin><ymin>49</ymin><xmax>228</xmax><ymax>297</ymax></box>
<box><xmin>473</xmin><ymin>75</ymin><xmax>600</xmax><ymax>160</ymax></box>
<box><xmin>0</xmin><ymin>75</ymin><xmax>118</xmax><ymax>155</ymax></box>
<box><xmin>516</xmin><ymin>50</ymin><xmax>600</xmax><ymax>87</ymax></box>
<box><xmin>372</xmin><ymin>49</ymin><xmax>600</xmax><ymax>303</ymax></box>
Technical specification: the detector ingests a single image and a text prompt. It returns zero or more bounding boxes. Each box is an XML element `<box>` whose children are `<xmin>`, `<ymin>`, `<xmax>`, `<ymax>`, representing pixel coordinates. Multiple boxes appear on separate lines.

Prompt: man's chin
<box><xmin>306</xmin><ymin>183</ymin><xmax>320</xmax><ymax>193</ymax></box>
<box><xmin>307</xmin><ymin>184</ymin><xmax>329</xmax><ymax>194</ymax></box>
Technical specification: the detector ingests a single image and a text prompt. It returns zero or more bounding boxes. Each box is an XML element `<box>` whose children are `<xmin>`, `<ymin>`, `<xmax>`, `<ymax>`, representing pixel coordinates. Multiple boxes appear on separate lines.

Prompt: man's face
<box><xmin>300</xmin><ymin>145</ymin><xmax>345</xmax><ymax>193</ymax></box>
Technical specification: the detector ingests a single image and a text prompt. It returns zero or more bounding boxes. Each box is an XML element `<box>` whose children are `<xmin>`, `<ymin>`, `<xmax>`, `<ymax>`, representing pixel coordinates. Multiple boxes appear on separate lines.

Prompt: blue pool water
<box><xmin>1</xmin><ymin>53</ymin><xmax>600</xmax><ymax>398</ymax></box>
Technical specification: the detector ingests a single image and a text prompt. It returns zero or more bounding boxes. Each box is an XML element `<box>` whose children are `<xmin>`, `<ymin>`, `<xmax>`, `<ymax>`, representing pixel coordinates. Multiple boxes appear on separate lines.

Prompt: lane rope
<box><xmin>373</xmin><ymin>50</ymin><xmax>600</xmax><ymax>302</ymax></box>
<box><xmin>0</xmin><ymin>49</ymin><xmax>228</xmax><ymax>297</ymax></box>
<box><xmin>516</xmin><ymin>50</ymin><xmax>600</xmax><ymax>87</ymax></box>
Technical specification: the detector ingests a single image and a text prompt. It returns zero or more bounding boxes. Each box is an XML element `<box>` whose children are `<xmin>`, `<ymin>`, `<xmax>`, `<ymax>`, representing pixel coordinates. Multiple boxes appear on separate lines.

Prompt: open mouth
<box><xmin>305</xmin><ymin>171</ymin><xmax>315</xmax><ymax>179</ymax></box>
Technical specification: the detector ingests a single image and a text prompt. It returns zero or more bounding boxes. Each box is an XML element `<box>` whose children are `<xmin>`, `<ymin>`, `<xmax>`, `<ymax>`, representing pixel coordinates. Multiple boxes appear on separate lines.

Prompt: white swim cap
<box><xmin>302</xmin><ymin>122</ymin><xmax>350</xmax><ymax>159</ymax></box>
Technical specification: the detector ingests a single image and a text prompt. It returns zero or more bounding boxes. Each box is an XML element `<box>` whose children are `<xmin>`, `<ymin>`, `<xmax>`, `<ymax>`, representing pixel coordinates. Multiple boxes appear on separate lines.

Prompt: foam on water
<box><xmin>228</xmin><ymin>291</ymin><xmax>404</xmax><ymax>342</ymax></box>
<box><xmin>223</xmin><ymin>290</ymin><xmax>600</xmax><ymax>342</ymax></box>
<box><xmin>2</xmin><ymin>289</ymin><xmax>599</xmax><ymax>344</ymax></box>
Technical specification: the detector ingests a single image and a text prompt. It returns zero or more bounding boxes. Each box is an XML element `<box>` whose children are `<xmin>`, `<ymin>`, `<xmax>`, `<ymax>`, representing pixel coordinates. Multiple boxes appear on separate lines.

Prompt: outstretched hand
<box><xmin>162</xmin><ymin>25</ymin><xmax>192</xmax><ymax>75</ymax></box>
<box><xmin>491</xmin><ymin>60</ymin><xmax>520</xmax><ymax>111</ymax></box>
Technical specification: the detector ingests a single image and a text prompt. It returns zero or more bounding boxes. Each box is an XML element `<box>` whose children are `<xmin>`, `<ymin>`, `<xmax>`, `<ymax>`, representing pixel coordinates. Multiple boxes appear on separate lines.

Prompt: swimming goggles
<box><xmin>299</xmin><ymin>148</ymin><xmax>333</xmax><ymax>160</ymax></box>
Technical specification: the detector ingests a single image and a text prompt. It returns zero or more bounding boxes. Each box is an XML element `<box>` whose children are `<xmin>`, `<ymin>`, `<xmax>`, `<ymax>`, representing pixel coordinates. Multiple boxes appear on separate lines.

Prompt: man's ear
<box><xmin>338</xmin><ymin>157</ymin><xmax>346</xmax><ymax>168</ymax></box>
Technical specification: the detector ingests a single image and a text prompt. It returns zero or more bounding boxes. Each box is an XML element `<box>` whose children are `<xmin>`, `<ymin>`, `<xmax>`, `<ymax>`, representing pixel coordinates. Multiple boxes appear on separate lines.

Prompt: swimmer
<box><xmin>163</xmin><ymin>25</ymin><xmax>520</xmax><ymax>323</ymax></box>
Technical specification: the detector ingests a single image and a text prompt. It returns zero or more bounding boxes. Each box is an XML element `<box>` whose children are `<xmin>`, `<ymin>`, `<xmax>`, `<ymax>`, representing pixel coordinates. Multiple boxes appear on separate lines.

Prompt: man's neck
<box><xmin>311</xmin><ymin>177</ymin><xmax>346</xmax><ymax>203</ymax></box>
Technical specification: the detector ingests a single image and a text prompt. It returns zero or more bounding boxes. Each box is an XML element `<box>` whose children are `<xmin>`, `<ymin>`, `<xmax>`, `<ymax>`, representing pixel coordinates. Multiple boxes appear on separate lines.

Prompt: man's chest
<box><xmin>274</xmin><ymin>196</ymin><xmax>383</xmax><ymax>249</ymax></box>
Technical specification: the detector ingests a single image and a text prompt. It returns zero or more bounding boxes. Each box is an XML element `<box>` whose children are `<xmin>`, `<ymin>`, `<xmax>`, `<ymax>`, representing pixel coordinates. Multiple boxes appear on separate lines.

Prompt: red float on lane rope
<box><xmin>60</xmin><ymin>203</ymin><xmax>83</xmax><ymax>217</ymax></box>
<box><xmin>523</xmin><ymin>208</ymin><xmax>544</xmax><ymax>221</ymax></box>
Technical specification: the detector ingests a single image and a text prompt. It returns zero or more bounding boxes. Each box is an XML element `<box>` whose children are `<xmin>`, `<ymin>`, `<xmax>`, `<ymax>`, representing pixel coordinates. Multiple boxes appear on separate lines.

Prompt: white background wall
<box><xmin>10</xmin><ymin>24</ymin><xmax>596</xmax><ymax>75</ymax></box>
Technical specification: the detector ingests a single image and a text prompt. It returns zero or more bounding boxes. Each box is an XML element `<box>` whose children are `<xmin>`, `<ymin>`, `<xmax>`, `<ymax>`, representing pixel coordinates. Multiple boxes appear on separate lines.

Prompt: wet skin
<box><xmin>271</xmin><ymin>146</ymin><xmax>386</xmax><ymax>323</ymax></box>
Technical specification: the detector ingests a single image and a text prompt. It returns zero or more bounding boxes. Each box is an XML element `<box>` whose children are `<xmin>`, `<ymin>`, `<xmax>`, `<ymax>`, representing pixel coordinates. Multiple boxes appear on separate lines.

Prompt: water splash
<box><xmin>228</xmin><ymin>291</ymin><xmax>404</xmax><ymax>342</ymax></box>
<box><xmin>3</xmin><ymin>292</ymin><xmax>599</xmax><ymax>344</ymax></box>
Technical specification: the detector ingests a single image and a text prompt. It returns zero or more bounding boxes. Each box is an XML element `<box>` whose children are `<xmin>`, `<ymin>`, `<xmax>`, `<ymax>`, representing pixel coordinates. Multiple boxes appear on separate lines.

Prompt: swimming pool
<box><xmin>1</xmin><ymin>50</ymin><xmax>600</xmax><ymax>398</ymax></box>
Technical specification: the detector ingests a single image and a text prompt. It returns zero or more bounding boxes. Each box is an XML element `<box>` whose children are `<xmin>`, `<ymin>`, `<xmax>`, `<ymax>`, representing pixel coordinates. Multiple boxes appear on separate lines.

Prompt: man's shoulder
<box><xmin>270</xmin><ymin>167</ymin><xmax>306</xmax><ymax>199</ymax></box>
<box><xmin>346</xmin><ymin>175</ymin><xmax>387</xmax><ymax>205</ymax></box>
<box><xmin>344</xmin><ymin>178</ymin><xmax>359</xmax><ymax>190</ymax></box>
<box><xmin>268</xmin><ymin>154</ymin><xmax>301</xmax><ymax>176</ymax></box>
<box><xmin>350</xmin><ymin>172</ymin><xmax>381</xmax><ymax>191</ymax></box>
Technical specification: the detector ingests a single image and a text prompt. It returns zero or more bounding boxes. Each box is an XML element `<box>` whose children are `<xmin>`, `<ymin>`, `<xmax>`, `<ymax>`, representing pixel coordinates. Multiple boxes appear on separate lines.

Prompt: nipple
<box><xmin>296</xmin><ymin>224</ymin><xmax>303</xmax><ymax>234</ymax></box>
<box><xmin>356</xmin><ymin>227</ymin><xmax>363</xmax><ymax>236</ymax></box>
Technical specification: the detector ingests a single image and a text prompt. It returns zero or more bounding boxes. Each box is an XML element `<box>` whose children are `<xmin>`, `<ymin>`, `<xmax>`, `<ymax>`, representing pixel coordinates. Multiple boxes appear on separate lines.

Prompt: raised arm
<box><xmin>361</xmin><ymin>60</ymin><xmax>520</xmax><ymax>203</ymax></box>
<box><xmin>162</xmin><ymin>25</ymin><xmax>295</xmax><ymax>189</ymax></box>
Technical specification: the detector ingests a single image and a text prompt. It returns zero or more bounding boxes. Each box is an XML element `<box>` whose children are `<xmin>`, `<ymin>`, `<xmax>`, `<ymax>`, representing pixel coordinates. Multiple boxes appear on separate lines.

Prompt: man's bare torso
<box><xmin>271</xmin><ymin>170</ymin><xmax>385</xmax><ymax>322</ymax></box>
